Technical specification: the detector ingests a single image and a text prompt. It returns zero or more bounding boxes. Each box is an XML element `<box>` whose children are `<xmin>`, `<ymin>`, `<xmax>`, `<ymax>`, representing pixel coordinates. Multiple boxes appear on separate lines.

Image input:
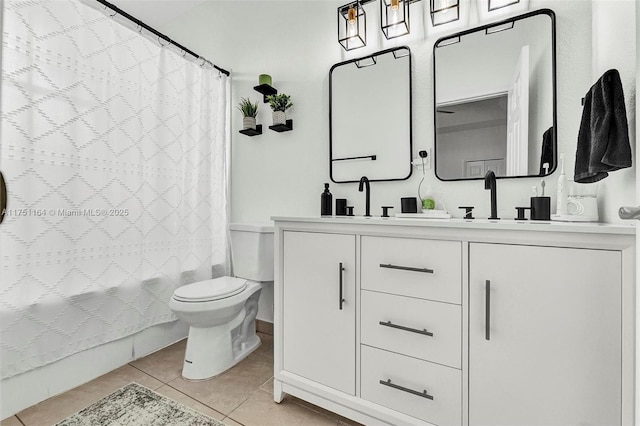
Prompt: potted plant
<box><xmin>237</xmin><ymin>97</ymin><xmax>258</xmax><ymax>130</ymax></box>
<box><xmin>265</xmin><ymin>93</ymin><xmax>293</xmax><ymax>125</ymax></box>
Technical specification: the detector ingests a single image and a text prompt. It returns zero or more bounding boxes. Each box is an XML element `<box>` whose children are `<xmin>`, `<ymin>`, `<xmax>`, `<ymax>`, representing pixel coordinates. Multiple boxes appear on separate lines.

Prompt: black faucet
<box><xmin>358</xmin><ymin>176</ymin><xmax>371</xmax><ymax>217</ymax></box>
<box><xmin>484</xmin><ymin>170</ymin><xmax>499</xmax><ymax>220</ymax></box>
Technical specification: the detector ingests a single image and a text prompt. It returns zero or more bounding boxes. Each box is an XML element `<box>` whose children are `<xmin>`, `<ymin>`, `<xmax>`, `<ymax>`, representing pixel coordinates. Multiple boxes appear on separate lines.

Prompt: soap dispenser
<box><xmin>321</xmin><ymin>183</ymin><xmax>332</xmax><ymax>216</ymax></box>
<box><xmin>556</xmin><ymin>153</ymin><xmax>567</xmax><ymax>215</ymax></box>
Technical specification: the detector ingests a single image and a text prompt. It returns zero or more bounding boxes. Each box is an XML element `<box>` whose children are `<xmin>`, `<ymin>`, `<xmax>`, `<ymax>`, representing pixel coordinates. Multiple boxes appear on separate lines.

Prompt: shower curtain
<box><xmin>0</xmin><ymin>0</ymin><xmax>230</xmax><ymax>379</ymax></box>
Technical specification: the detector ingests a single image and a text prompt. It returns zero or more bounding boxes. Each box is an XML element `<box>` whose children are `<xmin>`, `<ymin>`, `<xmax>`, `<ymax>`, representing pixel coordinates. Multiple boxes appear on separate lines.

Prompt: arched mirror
<box><xmin>434</xmin><ymin>9</ymin><xmax>557</xmax><ymax>181</ymax></box>
<box><xmin>330</xmin><ymin>46</ymin><xmax>412</xmax><ymax>183</ymax></box>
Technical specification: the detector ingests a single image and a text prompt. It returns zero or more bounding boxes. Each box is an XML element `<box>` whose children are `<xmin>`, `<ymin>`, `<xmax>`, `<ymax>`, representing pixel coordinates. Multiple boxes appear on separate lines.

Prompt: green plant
<box><xmin>237</xmin><ymin>97</ymin><xmax>258</xmax><ymax>118</ymax></box>
<box><xmin>265</xmin><ymin>93</ymin><xmax>293</xmax><ymax>112</ymax></box>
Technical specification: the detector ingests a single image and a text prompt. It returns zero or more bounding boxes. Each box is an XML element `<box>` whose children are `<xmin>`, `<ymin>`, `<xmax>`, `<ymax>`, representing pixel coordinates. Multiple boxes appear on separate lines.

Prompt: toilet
<box><xmin>169</xmin><ymin>223</ymin><xmax>274</xmax><ymax>380</ymax></box>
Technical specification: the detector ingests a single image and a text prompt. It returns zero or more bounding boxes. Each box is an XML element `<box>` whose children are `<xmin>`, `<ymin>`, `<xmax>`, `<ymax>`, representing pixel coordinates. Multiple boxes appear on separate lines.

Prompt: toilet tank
<box><xmin>230</xmin><ymin>223</ymin><xmax>274</xmax><ymax>282</ymax></box>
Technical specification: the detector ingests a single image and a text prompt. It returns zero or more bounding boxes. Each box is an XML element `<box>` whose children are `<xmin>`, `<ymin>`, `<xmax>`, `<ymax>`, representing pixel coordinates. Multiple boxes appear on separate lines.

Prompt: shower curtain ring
<box><xmin>157</xmin><ymin>37</ymin><xmax>169</xmax><ymax>47</ymax></box>
<box><xmin>109</xmin><ymin>10</ymin><xmax>117</xmax><ymax>18</ymax></box>
<box><xmin>199</xmin><ymin>58</ymin><xmax>206</xmax><ymax>67</ymax></box>
<box><xmin>137</xmin><ymin>24</ymin><xmax>143</xmax><ymax>33</ymax></box>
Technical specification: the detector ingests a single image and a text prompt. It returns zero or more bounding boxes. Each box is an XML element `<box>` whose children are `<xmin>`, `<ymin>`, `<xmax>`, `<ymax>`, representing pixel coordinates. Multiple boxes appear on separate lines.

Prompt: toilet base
<box><xmin>181</xmin><ymin>324</ymin><xmax>262</xmax><ymax>381</ymax></box>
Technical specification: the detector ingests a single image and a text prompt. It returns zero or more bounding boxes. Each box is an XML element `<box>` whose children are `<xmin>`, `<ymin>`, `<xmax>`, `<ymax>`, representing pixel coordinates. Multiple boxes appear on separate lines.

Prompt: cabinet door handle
<box><xmin>0</xmin><ymin>171</ymin><xmax>6</xmax><ymax>225</ymax></box>
<box><xmin>339</xmin><ymin>263</ymin><xmax>345</xmax><ymax>310</ymax></box>
<box><xmin>379</xmin><ymin>379</ymin><xmax>434</xmax><ymax>400</ymax></box>
<box><xmin>379</xmin><ymin>320</ymin><xmax>433</xmax><ymax>337</ymax></box>
<box><xmin>485</xmin><ymin>279</ymin><xmax>491</xmax><ymax>341</ymax></box>
<box><xmin>379</xmin><ymin>264</ymin><xmax>434</xmax><ymax>274</ymax></box>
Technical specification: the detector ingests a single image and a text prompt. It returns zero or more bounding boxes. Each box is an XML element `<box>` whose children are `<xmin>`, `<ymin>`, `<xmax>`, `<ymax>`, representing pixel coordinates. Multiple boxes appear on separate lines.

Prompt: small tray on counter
<box><xmin>396</xmin><ymin>210</ymin><xmax>452</xmax><ymax>219</ymax></box>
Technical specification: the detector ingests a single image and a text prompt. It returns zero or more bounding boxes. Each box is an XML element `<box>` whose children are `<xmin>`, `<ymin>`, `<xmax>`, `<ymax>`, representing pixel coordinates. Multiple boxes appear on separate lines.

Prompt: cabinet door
<box><xmin>282</xmin><ymin>231</ymin><xmax>356</xmax><ymax>395</ymax></box>
<box><xmin>469</xmin><ymin>243</ymin><xmax>622</xmax><ymax>426</ymax></box>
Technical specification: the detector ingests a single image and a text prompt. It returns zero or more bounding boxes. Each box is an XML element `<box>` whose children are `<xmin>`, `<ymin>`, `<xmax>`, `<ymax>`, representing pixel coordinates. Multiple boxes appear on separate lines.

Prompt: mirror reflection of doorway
<box><xmin>436</xmin><ymin>94</ymin><xmax>507</xmax><ymax>179</ymax></box>
<box><xmin>506</xmin><ymin>45</ymin><xmax>530</xmax><ymax>176</ymax></box>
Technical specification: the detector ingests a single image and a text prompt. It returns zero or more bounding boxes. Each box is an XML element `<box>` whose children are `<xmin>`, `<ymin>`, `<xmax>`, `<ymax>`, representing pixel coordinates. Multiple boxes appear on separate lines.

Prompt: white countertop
<box><xmin>271</xmin><ymin>215</ymin><xmax>636</xmax><ymax>236</ymax></box>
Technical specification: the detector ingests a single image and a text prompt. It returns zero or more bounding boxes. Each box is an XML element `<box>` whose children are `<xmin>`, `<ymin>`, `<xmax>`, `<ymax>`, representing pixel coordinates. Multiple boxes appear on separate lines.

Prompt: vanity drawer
<box><xmin>361</xmin><ymin>236</ymin><xmax>462</xmax><ymax>303</ymax></box>
<box><xmin>361</xmin><ymin>345</ymin><xmax>462</xmax><ymax>426</ymax></box>
<box><xmin>361</xmin><ymin>290</ymin><xmax>461</xmax><ymax>368</ymax></box>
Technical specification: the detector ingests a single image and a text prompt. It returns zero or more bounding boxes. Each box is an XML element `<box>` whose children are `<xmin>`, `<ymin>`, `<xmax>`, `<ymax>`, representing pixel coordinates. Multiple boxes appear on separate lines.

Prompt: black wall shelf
<box><xmin>239</xmin><ymin>124</ymin><xmax>262</xmax><ymax>137</ymax></box>
<box><xmin>248</xmin><ymin>82</ymin><xmax>293</xmax><ymax>134</ymax></box>
<box><xmin>269</xmin><ymin>119</ymin><xmax>293</xmax><ymax>133</ymax></box>
<box><xmin>254</xmin><ymin>84</ymin><xmax>277</xmax><ymax>103</ymax></box>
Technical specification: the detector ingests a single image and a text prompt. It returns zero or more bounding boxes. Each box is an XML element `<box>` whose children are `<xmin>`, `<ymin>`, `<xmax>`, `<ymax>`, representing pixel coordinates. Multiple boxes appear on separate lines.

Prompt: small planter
<box><xmin>243</xmin><ymin>116</ymin><xmax>257</xmax><ymax>130</ymax></box>
<box><xmin>272</xmin><ymin>111</ymin><xmax>286</xmax><ymax>126</ymax></box>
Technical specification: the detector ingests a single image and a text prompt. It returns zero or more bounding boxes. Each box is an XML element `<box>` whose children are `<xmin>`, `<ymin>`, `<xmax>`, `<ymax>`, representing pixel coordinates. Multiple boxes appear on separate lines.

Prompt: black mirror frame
<box><xmin>433</xmin><ymin>8</ymin><xmax>557</xmax><ymax>182</ymax></box>
<box><xmin>329</xmin><ymin>46</ymin><xmax>413</xmax><ymax>184</ymax></box>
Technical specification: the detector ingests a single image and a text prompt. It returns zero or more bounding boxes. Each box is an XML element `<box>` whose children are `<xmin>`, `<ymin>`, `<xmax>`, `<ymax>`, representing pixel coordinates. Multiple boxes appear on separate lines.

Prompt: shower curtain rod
<box><xmin>95</xmin><ymin>0</ymin><xmax>230</xmax><ymax>76</ymax></box>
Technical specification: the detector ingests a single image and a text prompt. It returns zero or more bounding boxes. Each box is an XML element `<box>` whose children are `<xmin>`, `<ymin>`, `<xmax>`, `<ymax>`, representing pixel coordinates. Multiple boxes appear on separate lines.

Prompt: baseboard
<box><xmin>256</xmin><ymin>319</ymin><xmax>273</xmax><ymax>336</ymax></box>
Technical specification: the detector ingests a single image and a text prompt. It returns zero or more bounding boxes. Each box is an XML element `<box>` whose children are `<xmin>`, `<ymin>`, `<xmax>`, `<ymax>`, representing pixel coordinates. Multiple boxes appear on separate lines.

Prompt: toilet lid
<box><xmin>173</xmin><ymin>277</ymin><xmax>247</xmax><ymax>302</ymax></box>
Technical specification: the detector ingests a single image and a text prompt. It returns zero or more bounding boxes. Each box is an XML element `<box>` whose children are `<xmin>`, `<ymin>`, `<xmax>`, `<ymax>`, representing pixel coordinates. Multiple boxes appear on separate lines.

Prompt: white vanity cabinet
<box><xmin>469</xmin><ymin>243</ymin><xmax>623</xmax><ymax>426</ymax></box>
<box><xmin>281</xmin><ymin>231</ymin><xmax>356</xmax><ymax>395</ymax></box>
<box><xmin>273</xmin><ymin>217</ymin><xmax>635</xmax><ymax>426</ymax></box>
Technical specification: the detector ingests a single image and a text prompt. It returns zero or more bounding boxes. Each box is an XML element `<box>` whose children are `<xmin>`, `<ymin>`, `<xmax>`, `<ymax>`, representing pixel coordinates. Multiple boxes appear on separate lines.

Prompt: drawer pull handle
<box><xmin>379</xmin><ymin>379</ymin><xmax>434</xmax><ymax>400</ymax></box>
<box><xmin>485</xmin><ymin>279</ymin><xmax>491</xmax><ymax>341</ymax></box>
<box><xmin>379</xmin><ymin>320</ymin><xmax>433</xmax><ymax>337</ymax></box>
<box><xmin>379</xmin><ymin>264</ymin><xmax>434</xmax><ymax>274</ymax></box>
<box><xmin>339</xmin><ymin>263</ymin><xmax>345</xmax><ymax>310</ymax></box>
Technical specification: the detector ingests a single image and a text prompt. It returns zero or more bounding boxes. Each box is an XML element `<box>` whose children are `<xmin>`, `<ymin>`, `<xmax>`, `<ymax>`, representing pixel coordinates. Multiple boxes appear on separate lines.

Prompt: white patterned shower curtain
<box><xmin>0</xmin><ymin>0</ymin><xmax>230</xmax><ymax>379</ymax></box>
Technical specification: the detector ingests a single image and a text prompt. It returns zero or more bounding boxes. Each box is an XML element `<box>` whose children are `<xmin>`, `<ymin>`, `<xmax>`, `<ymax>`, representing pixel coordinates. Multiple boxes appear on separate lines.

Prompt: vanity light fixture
<box><xmin>338</xmin><ymin>1</ymin><xmax>367</xmax><ymax>51</ymax></box>
<box><xmin>488</xmin><ymin>0</ymin><xmax>520</xmax><ymax>11</ymax></box>
<box><xmin>430</xmin><ymin>0</ymin><xmax>459</xmax><ymax>26</ymax></box>
<box><xmin>380</xmin><ymin>0</ymin><xmax>410</xmax><ymax>40</ymax></box>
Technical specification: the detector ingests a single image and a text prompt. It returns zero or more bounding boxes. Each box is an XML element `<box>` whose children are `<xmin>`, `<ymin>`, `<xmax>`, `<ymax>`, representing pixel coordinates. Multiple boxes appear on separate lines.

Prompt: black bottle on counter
<box><xmin>321</xmin><ymin>183</ymin><xmax>332</xmax><ymax>216</ymax></box>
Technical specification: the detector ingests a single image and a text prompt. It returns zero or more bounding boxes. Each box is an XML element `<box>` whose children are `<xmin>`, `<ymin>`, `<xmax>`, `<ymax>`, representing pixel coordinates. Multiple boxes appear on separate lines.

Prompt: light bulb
<box><xmin>390</xmin><ymin>0</ymin><xmax>399</xmax><ymax>10</ymax></box>
<box><xmin>347</xmin><ymin>6</ymin><xmax>357</xmax><ymax>38</ymax></box>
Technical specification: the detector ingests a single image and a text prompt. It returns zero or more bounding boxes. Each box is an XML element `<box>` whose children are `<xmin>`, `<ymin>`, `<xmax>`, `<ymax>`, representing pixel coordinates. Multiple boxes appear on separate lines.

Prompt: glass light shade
<box><xmin>430</xmin><ymin>0</ymin><xmax>459</xmax><ymax>26</ymax></box>
<box><xmin>338</xmin><ymin>1</ymin><xmax>367</xmax><ymax>51</ymax></box>
<box><xmin>380</xmin><ymin>0</ymin><xmax>410</xmax><ymax>40</ymax></box>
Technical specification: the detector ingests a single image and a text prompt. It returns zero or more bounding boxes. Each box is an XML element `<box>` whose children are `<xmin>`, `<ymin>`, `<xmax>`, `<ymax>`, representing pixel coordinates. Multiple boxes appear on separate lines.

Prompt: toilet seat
<box><xmin>173</xmin><ymin>277</ymin><xmax>247</xmax><ymax>302</ymax></box>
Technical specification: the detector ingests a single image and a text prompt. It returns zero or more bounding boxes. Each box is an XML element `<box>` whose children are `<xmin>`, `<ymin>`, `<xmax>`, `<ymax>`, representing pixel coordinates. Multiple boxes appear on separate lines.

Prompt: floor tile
<box><xmin>0</xmin><ymin>417</ymin><xmax>22</xmax><ymax>426</ymax></box>
<box><xmin>154</xmin><ymin>384</ymin><xmax>225</xmax><ymax>421</ymax></box>
<box><xmin>289</xmin><ymin>395</ymin><xmax>363</xmax><ymax>425</ymax></box>
<box><xmin>259</xmin><ymin>377</ymin><xmax>274</xmax><ymax>393</ymax></box>
<box><xmin>17</xmin><ymin>365</ymin><xmax>162</xmax><ymax>426</ymax></box>
<box><xmin>221</xmin><ymin>417</ymin><xmax>244</xmax><ymax>426</ymax></box>
<box><xmin>337</xmin><ymin>419</ymin><xmax>364</xmax><ymax>426</ymax></box>
<box><xmin>228</xmin><ymin>388</ymin><xmax>337</xmax><ymax>426</ymax></box>
<box><xmin>168</xmin><ymin>353</ymin><xmax>273</xmax><ymax>415</ymax></box>
<box><xmin>254</xmin><ymin>333</ymin><xmax>273</xmax><ymax>361</ymax></box>
<box><xmin>129</xmin><ymin>339</ymin><xmax>187</xmax><ymax>383</ymax></box>
<box><xmin>258</xmin><ymin>379</ymin><xmax>363</xmax><ymax>426</ymax></box>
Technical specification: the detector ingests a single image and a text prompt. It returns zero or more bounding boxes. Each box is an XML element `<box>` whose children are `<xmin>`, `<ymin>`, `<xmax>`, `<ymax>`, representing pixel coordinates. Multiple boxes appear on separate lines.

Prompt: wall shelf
<box><xmin>269</xmin><ymin>119</ymin><xmax>293</xmax><ymax>133</ymax></box>
<box><xmin>254</xmin><ymin>84</ymin><xmax>277</xmax><ymax>103</ymax></box>
<box><xmin>250</xmin><ymin>82</ymin><xmax>293</xmax><ymax>133</ymax></box>
<box><xmin>239</xmin><ymin>124</ymin><xmax>262</xmax><ymax>137</ymax></box>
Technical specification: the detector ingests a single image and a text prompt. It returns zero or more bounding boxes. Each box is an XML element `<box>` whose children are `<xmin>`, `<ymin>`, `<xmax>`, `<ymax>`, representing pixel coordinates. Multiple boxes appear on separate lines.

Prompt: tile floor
<box><xmin>2</xmin><ymin>333</ymin><xmax>362</xmax><ymax>426</ymax></box>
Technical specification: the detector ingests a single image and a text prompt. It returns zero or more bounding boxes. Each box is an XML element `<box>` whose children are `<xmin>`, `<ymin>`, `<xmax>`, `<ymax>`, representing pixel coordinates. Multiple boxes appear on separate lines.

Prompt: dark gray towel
<box><xmin>574</xmin><ymin>69</ymin><xmax>632</xmax><ymax>183</ymax></box>
<box><xmin>539</xmin><ymin>127</ymin><xmax>554</xmax><ymax>175</ymax></box>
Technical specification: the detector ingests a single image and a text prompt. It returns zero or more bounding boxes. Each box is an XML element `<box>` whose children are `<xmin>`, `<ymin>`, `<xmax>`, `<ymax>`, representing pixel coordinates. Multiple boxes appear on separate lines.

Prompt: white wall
<box><xmin>591</xmin><ymin>0</ymin><xmax>637</xmax><ymax>223</ymax></box>
<box><xmin>163</xmin><ymin>0</ymin><xmax>637</xmax><ymax>321</ymax></box>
